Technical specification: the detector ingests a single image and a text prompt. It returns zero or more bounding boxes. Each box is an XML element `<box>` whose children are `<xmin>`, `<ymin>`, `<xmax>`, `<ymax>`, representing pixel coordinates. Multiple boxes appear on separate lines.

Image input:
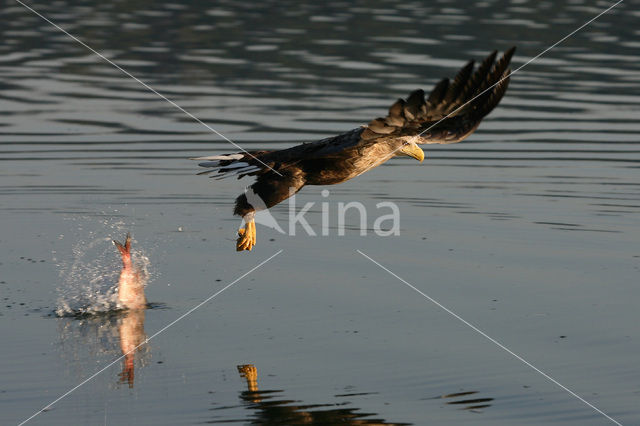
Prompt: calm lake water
<box><xmin>1</xmin><ymin>0</ymin><xmax>639</xmax><ymax>425</ymax></box>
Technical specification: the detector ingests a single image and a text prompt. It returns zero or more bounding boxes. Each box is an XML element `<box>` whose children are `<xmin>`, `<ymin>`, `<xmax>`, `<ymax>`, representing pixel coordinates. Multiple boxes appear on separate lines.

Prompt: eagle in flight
<box><xmin>194</xmin><ymin>47</ymin><xmax>515</xmax><ymax>251</ymax></box>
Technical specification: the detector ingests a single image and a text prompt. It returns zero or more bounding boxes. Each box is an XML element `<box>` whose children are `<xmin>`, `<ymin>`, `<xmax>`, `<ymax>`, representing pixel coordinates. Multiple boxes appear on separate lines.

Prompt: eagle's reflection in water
<box><xmin>429</xmin><ymin>390</ymin><xmax>494</xmax><ymax>413</ymax></box>
<box><xmin>230</xmin><ymin>365</ymin><xmax>495</xmax><ymax>424</ymax></box>
<box><xmin>232</xmin><ymin>364</ymin><xmax>410</xmax><ymax>425</ymax></box>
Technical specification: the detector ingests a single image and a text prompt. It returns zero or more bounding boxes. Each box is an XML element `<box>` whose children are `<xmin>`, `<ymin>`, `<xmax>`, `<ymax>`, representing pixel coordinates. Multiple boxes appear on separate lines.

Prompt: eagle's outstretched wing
<box><xmin>192</xmin><ymin>127</ymin><xmax>366</xmax><ymax>180</ymax></box>
<box><xmin>193</xmin><ymin>47</ymin><xmax>515</xmax><ymax>180</ymax></box>
<box><xmin>362</xmin><ymin>47</ymin><xmax>515</xmax><ymax>144</ymax></box>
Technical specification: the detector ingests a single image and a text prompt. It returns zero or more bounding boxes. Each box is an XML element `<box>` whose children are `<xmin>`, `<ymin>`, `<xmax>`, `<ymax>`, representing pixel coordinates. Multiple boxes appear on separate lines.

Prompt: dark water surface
<box><xmin>1</xmin><ymin>0</ymin><xmax>639</xmax><ymax>425</ymax></box>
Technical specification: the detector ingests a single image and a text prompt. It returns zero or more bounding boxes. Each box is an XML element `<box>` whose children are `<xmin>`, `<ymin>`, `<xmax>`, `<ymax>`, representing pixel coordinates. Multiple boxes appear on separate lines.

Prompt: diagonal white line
<box><xmin>379</xmin><ymin>0</ymin><xmax>623</xmax><ymax>163</ymax></box>
<box><xmin>18</xmin><ymin>249</ymin><xmax>284</xmax><ymax>426</ymax></box>
<box><xmin>13</xmin><ymin>0</ymin><xmax>283</xmax><ymax>177</ymax></box>
<box><xmin>415</xmin><ymin>0</ymin><xmax>623</xmax><ymax>139</ymax></box>
<box><xmin>357</xmin><ymin>249</ymin><xmax>623</xmax><ymax>426</ymax></box>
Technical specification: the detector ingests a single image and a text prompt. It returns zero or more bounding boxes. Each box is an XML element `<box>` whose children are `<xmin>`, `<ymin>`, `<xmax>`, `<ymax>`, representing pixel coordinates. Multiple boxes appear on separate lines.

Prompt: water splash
<box><xmin>55</xmin><ymin>218</ymin><xmax>153</xmax><ymax>316</ymax></box>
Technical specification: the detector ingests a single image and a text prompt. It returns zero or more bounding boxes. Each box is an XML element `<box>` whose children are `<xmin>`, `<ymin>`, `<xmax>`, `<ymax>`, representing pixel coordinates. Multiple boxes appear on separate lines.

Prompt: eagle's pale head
<box><xmin>397</xmin><ymin>137</ymin><xmax>424</xmax><ymax>162</ymax></box>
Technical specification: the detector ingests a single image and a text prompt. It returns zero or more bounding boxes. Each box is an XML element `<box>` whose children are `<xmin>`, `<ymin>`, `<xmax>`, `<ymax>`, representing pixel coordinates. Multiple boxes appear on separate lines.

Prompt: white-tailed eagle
<box><xmin>193</xmin><ymin>47</ymin><xmax>515</xmax><ymax>251</ymax></box>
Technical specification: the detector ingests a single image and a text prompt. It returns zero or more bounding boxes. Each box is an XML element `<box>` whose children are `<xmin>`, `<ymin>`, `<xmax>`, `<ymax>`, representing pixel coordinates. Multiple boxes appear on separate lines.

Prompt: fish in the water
<box><xmin>113</xmin><ymin>233</ymin><xmax>147</xmax><ymax>310</ymax></box>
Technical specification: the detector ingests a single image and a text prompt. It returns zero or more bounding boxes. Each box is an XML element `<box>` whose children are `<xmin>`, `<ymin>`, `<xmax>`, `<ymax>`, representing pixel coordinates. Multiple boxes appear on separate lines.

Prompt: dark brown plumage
<box><xmin>193</xmin><ymin>47</ymin><xmax>515</xmax><ymax>251</ymax></box>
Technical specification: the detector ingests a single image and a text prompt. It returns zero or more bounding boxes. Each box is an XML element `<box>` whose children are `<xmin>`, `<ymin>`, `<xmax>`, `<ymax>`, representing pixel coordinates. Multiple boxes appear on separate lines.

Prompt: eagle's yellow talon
<box><xmin>236</xmin><ymin>221</ymin><xmax>256</xmax><ymax>252</ymax></box>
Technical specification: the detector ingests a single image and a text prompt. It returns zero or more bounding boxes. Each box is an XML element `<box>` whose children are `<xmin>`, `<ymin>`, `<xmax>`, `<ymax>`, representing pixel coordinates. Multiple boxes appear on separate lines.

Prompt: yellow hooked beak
<box><xmin>399</xmin><ymin>142</ymin><xmax>424</xmax><ymax>162</ymax></box>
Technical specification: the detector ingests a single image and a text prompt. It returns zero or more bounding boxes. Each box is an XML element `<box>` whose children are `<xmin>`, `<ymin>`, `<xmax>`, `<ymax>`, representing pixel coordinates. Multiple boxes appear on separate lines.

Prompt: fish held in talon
<box><xmin>113</xmin><ymin>233</ymin><xmax>147</xmax><ymax>310</ymax></box>
<box><xmin>193</xmin><ymin>48</ymin><xmax>515</xmax><ymax>252</ymax></box>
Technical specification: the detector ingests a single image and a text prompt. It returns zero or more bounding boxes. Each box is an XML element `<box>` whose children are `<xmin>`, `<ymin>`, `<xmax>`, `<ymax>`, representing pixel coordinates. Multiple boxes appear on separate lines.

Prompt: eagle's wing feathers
<box><xmin>192</xmin><ymin>151</ymin><xmax>276</xmax><ymax>180</ymax></box>
<box><xmin>362</xmin><ymin>47</ymin><xmax>515</xmax><ymax>144</ymax></box>
<box><xmin>191</xmin><ymin>127</ymin><xmax>365</xmax><ymax>180</ymax></box>
<box><xmin>193</xmin><ymin>48</ymin><xmax>514</xmax><ymax>180</ymax></box>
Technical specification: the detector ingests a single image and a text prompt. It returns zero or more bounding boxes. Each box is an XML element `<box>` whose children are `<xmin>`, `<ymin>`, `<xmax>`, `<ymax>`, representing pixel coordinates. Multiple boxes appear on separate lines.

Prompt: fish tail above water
<box><xmin>113</xmin><ymin>233</ymin><xmax>132</xmax><ymax>268</ymax></box>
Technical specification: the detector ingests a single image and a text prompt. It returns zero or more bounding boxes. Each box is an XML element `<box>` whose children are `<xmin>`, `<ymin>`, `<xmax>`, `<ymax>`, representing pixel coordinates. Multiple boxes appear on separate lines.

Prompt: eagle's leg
<box><xmin>233</xmin><ymin>172</ymin><xmax>305</xmax><ymax>252</ymax></box>
<box><xmin>236</xmin><ymin>212</ymin><xmax>256</xmax><ymax>251</ymax></box>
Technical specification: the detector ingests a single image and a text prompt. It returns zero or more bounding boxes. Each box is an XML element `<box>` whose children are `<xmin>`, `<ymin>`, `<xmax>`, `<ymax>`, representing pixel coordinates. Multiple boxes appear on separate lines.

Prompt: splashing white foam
<box><xmin>55</xmin><ymin>218</ymin><xmax>153</xmax><ymax>316</ymax></box>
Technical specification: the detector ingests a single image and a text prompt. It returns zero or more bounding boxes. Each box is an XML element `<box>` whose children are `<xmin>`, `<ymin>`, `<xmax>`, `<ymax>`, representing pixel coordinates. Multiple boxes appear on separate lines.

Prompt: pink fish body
<box><xmin>113</xmin><ymin>233</ymin><xmax>147</xmax><ymax>310</ymax></box>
